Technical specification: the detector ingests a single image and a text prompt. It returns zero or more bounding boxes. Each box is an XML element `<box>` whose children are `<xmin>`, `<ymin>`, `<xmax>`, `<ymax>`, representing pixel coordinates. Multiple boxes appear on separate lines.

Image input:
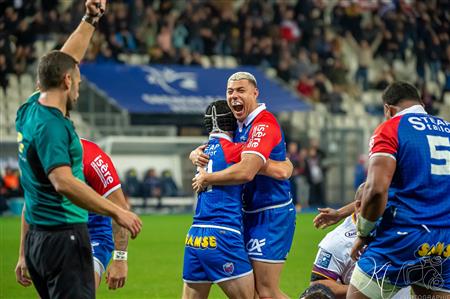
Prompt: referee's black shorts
<box><xmin>25</xmin><ymin>223</ymin><xmax>95</xmax><ymax>299</ymax></box>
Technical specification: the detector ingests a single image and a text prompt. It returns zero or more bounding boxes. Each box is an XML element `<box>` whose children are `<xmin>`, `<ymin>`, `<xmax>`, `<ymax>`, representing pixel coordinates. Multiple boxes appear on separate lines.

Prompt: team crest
<box><xmin>223</xmin><ymin>262</ymin><xmax>234</xmax><ymax>274</ymax></box>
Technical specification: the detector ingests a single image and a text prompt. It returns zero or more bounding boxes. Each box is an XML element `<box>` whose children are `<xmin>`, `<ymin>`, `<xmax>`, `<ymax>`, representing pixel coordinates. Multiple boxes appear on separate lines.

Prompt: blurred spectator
<box><xmin>123</xmin><ymin>168</ymin><xmax>142</xmax><ymax>197</ymax></box>
<box><xmin>160</xmin><ymin>169</ymin><xmax>179</xmax><ymax>197</ymax></box>
<box><xmin>305</xmin><ymin>141</ymin><xmax>326</xmax><ymax>207</ymax></box>
<box><xmin>142</xmin><ymin>168</ymin><xmax>161</xmax><ymax>198</ymax></box>
<box><xmin>1</xmin><ymin>167</ymin><xmax>21</xmax><ymax>199</ymax></box>
<box><xmin>346</xmin><ymin>31</ymin><xmax>383</xmax><ymax>90</ymax></box>
<box><xmin>286</xmin><ymin>142</ymin><xmax>302</xmax><ymax>211</ymax></box>
<box><xmin>0</xmin><ymin>176</ymin><xmax>9</xmax><ymax>214</ymax></box>
<box><xmin>353</xmin><ymin>154</ymin><xmax>367</xmax><ymax>190</ymax></box>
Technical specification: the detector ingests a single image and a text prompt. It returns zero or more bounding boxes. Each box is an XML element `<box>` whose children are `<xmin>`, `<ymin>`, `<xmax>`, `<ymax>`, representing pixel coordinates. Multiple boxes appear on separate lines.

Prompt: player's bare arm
<box><xmin>258</xmin><ymin>158</ymin><xmax>293</xmax><ymax>180</ymax></box>
<box><xmin>60</xmin><ymin>0</ymin><xmax>106</xmax><ymax>62</ymax></box>
<box><xmin>14</xmin><ymin>206</ymin><xmax>32</xmax><ymax>287</ymax></box>
<box><xmin>314</xmin><ymin>183</ymin><xmax>365</xmax><ymax>229</ymax></box>
<box><xmin>351</xmin><ymin>156</ymin><xmax>396</xmax><ymax>261</ymax></box>
<box><xmin>106</xmin><ymin>188</ymin><xmax>129</xmax><ymax>290</ymax></box>
<box><xmin>192</xmin><ymin>153</ymin><xmax>264</xmax><ymax>192</ymax></box>
<box><xmin>48</xmin><ymin>166</ymin><xmax>142</xmax><ymax>238</ymax></box>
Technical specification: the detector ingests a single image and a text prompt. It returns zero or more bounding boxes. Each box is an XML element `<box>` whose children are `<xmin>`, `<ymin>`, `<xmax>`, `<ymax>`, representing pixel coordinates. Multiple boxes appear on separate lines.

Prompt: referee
<box><xmin>14</xmin><ymin>1</ymin><xmax>142</xmax><ymax>298</ymax></box>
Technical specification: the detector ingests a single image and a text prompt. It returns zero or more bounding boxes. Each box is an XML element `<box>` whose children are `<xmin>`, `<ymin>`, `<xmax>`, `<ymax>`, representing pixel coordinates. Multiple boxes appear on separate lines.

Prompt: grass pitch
<box><xmin>0</xmin><ymin>213</ymin><xmax>333</xmax><ymax>298</ymax></box>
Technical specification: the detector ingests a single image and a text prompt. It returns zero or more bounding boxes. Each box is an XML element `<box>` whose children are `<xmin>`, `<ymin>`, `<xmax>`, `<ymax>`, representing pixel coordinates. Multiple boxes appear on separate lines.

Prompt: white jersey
<box><xmin>313</xmin><ymin>215</ymin><xmax>411</xmax><ymax>298</ymax></box>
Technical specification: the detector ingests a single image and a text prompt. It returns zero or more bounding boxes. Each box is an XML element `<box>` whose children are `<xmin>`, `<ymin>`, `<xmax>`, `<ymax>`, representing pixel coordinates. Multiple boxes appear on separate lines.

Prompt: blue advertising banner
<box><xmin>80</xmin><ymin>63</ymin><xmax>310</xmax><ymax>114</ymax></box>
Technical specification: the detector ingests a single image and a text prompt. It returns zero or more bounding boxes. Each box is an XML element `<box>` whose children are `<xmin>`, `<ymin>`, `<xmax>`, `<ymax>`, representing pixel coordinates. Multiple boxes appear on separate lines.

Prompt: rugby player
<box><xmin>309</xmin><ymin>183</ymin><xmax>410</xmax><ymax>299</ymax></box>
<box><xmin>16</xmin><ymin>139</ymin><xmax>130</xmax><ymax>291</ymax></box>
<box><xmin>184</xmin><ymin>100</ymin><xmax>292</xmax><ymax>299</ymax></box>
<box><xmin>349</xmin><ymin>82</ymin><xmax>450</xmax><ymax>298</ymax></box>
<box><xmin>192</xmin><ymin>72</ymin><xmax>295</xmax><ymax>299</ymax></box>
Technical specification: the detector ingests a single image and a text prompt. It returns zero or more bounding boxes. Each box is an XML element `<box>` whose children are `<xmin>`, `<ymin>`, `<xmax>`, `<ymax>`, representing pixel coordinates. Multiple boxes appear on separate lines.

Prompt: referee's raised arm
<box><xmin>60</xmin><ymin>0</ymin><xmax>106</xmax><ymax>62</ymax></box>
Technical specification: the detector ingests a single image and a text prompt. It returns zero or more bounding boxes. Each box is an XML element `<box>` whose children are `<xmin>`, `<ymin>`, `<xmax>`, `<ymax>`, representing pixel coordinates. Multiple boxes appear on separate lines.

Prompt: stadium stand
<box><xmin>1</xmin><ymin>0</ymin><xmax>449</xmax><ymax>209</ymax></box>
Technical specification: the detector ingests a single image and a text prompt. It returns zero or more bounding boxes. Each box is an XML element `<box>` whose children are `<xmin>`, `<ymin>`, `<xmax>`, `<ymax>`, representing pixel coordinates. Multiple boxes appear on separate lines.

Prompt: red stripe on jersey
<box><xmin>369</xmin><ymin>116</ymin><xmax>402</xmax><ymax>158</ymax></box>
<box><xmin>243</xmin><ymin>111</ymin><xmax>282</xmax><ymax>161</ymax></box>
<box><xmin>81</xmin><ymin>139</ymin><xmax>121</xmax><ymax>197</ymax></box>
<box><xmin>220</xmin><ymin>139</ymin><xmax>244</xmax><ymax>164</ymax></box>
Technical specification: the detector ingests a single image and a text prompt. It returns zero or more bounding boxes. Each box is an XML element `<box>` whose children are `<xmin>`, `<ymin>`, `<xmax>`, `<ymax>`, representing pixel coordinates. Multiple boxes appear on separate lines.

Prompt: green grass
<box><xmin>0</xmin><ymin>214</ymin><xmax>333</xmax><ymax>298</ymax></box>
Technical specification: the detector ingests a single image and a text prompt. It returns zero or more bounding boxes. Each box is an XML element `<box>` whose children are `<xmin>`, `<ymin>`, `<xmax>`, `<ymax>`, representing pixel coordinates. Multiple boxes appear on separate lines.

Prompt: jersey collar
<box><xmin>394</xmin><ymin>105</ymin><xmax>427</xmax><ymax>117</ymax></box>
<box><xmin>209</xmin><ymin>133</ymin><xmax>233</xmax><ymax>142</ymax></box>
<box><xmin>238</xmin><ymin>103</ymin><xmax>266</xmax><ymax>130</ymax></box>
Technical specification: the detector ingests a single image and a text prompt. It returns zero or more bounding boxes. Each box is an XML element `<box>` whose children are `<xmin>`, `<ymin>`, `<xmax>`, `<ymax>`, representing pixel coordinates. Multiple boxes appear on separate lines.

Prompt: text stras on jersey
<box><xmin>408</xmin><ymin>116</ymin><xmax>450</xmax><ymax>133</ymax></box>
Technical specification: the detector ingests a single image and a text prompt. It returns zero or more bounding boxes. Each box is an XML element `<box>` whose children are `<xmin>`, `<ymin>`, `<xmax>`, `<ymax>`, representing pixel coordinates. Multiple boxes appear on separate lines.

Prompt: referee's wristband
<box><xmin>356</xmin><ymin>214</ymin><xmax>377</xmax><ymax>238</ymax></box>
<box><xmin>82</xmin><ymin>14</ymin><xmax>99</xmax><ymax>27</ymax></box>
<box><xmin>113</xmin><ymin>250</ymin><xmax>127</xmax><ymax>261</ymax></box>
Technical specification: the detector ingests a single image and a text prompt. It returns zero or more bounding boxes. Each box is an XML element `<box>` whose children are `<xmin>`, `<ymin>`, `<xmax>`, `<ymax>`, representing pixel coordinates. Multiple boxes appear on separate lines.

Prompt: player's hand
<box><xmin>114</xmin><ymin>209</ymin><xmax>142</xmax><ymax>239</ymax></box>
<box><xmin>106</xmin><ymin>260</ymin><xmax>127</xmax><ymax>290</ymax></box>
<box><xmin>313</xmin><ymin>208</ymin><xmax>341</xmax><ymax>229</ymax></box>
<box><xmin>350</xmin><ymin>236</ymin><xmax>370</xmax><ymax>261</ymax></box>
<box><xmin>15</xmin><ymin>256</ymin><xmax>32</xmax><ymax>287</ymax></box>
<box><xmin>85</xmin><ymin>0</ymin><xmax>106</xmax><ymax>17</ymax></box>
<box><xmin>192</xmin><ymin>167</ymin><xmax>208</xmax><ymax>193</ymax></box>
<box><xmin>189</xmin><ymin>145</ymin><xmax>209</xmax><ymax>167</ymax></box>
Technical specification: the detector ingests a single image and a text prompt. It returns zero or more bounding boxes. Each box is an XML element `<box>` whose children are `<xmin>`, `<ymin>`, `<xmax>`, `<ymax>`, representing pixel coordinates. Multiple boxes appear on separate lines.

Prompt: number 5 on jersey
<box><xmin>427</xmin><ymin>135</ymin><xmax>450</xmax><ymax>175</ymax></box>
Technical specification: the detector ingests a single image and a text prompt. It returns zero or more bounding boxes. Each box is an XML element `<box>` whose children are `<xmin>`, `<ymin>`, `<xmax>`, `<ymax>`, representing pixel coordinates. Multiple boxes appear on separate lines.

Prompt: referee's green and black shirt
<box><xmin>15</xmin><ymin>91</ymin><xmax>87</xmax><ymax>226</ymax></box>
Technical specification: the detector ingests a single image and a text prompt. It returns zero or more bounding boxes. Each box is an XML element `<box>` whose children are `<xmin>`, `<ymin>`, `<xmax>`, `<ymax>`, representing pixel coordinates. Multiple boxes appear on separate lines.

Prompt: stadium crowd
<box><xmin>1</xmin><ymin>0</ymin><xmax>449</xmax><ymax>114</ymax></box>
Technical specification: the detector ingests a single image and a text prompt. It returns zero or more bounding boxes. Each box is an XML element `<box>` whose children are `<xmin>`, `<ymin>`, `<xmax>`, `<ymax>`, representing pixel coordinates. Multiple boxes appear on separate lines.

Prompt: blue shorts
<box><xmin>91</xmin><ymin>238</ymin><xmax>114</xmax><ymax>272</ymax></box>
<box><xmin>243</xmin><ymin>202</ymin><xmax>296</xmax><ymax>262</ymax></box>
<box><xmin>357</xmin><ymin>225</ymin><xmax>450</xmax><ymax>292</ymax></box>
<box><xmin>182</xmin><ymin>226</ymin><xmax>253</xmax><ymax>283</ymax></box>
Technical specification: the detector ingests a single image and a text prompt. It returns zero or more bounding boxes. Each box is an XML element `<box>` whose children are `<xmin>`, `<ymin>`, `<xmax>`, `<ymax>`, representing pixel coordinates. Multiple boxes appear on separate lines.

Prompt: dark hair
<box><xmin>299</xmin><ymin>284</ymin><xmax>335</xmax><ymax>299</ymax></box>
<box><xmin>382</xmin><ymin>81</ymin><xmax>421</xmax><ymax>106</ymax></box>
<box><xmin>204</xmin><ymin>100</ymin><xmax>237</xmax><ymax>133</ymax></box>
<box><xmin>37</xmin><ymin>50</ymin><xmax>78</xmax><ymax>91</ymax></box>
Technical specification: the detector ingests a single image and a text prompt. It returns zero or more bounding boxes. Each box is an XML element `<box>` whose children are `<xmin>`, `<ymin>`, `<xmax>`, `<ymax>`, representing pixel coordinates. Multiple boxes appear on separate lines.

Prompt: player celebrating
<box><xmin>349</xmin><ymin>82</ymin><xmax>450</xmax><ymax>298</ymax></box>
<box><xmin>184</xmin><ymin>100</ymin><xmax>292</xmax><ymax>299</ymax></box>
<box><xmin>16</xmin><ymin>139</ymin><xmax>130</xmax><ymax>292</ymax></box>
<box><xmin>192</xmin><ymin>72</ymin><xmax>295</xmax><ymax>298</ymax></box>
<box><xmin>309</xmin><ymin>183</ymin><xmax>410</xmax><ymax>299</ymax></box>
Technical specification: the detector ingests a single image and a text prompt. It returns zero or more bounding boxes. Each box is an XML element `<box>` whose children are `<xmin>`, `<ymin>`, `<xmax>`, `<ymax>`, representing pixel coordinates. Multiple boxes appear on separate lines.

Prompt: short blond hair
<box><xmin>227</xmin><ymin>72</ymin><xmax>257</xmax><ymax>87</ymax></box>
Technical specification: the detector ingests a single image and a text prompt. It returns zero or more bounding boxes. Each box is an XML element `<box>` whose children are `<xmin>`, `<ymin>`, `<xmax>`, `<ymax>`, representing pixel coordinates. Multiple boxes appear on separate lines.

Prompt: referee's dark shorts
<box><xmin>25</xmin><ymin>223</ymin><xmax>95</xmax><ymax>299</ymax></box>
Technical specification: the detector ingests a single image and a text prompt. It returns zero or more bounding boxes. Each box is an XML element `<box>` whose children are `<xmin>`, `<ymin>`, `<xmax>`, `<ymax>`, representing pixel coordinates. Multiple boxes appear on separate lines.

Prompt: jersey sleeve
<box><xmin>368</xmin><ymin>117</ymin><xmax>401</xmax><ymax>161</ymax></box>
<box><xmin>82</xmin><ymin>140</ymin><xmax>121</xmax><ymax>197</ymax></box>
<box><xmin>35</xmin><ymin>120</ymin><xmax>71</xmax><ymax>175</ymax></box>
<box><xmin>220</xmin><ymin>140</ymin><xmax>244</xmax><ymax>164</ymax></box>
<box><xmin>242</xmin><ymin>119</ymin><xmax>282</xmax><ymax>163</ymax></box>
<box><xmin>312</xmin><ymin>246</ymin><xmax>346</xmax><ymax>282</ymax></box>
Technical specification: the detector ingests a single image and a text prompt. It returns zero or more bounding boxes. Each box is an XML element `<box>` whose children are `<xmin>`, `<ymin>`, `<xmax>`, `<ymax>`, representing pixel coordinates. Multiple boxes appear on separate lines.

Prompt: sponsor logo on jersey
<box><xmin>416</xmin><ymin>242</ymin><xmax>450</xmax><ymax>258</ymax></box>
<box><xmin>91</xmin><ymin>155</ymin><xmax>114</xmax><ymax>187</ymax></box>
<box><xmin>247</xmin><ymin>124</ymin><xmax>268</xmax><ymax>149</ymax></box>
<box><xmin>185</xmin><ymin>234</ymin><xmax>217</xmax><ymax>249</ymax></box>
<box><xmin>246</xmin><ymin>238</ymin><xmax>266</xmax><ymax>255</ymax></box>
<box><xmin>223</xmin><ymin>262</ymin><xmax>234</xmax><ymax>274</ymax></box>
<box><xmin>345</xmin><ymin>230</ymin><xmax>357</xmax><ymax>238</ymax></box>
<box><xmin>316</xmin><ymin>249</ymin><xmax>332</xmax><ymax>268</ymax></box>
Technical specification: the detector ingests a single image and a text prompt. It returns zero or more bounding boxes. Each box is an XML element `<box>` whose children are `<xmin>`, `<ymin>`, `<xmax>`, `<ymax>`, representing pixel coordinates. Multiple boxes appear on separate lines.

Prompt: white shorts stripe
<box><xmin>249</xmin><ymin>257</ymin><xmax>286</xmax><ymax>263</ymax></box>
<box><xmin>214</xmin><ymin>270</ymin><xmax>253</xmax><ymax>284</ymax></box>
<box><xmin>191</xmin><ymin>224</ymin><xmax>241</xmax><ymax>235</ymax></box>
<box><xmin>93</xmin><ymin>256</ymin><xmax>105</xmax><ymax>278</ymax></box>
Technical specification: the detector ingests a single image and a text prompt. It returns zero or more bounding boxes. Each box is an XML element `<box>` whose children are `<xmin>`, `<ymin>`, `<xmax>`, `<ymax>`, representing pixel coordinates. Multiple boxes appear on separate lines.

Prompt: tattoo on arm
<box><xmin>112</xmin><ymin>220</ymin><xmax>129</xmax><ymax>251</ymax></box>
